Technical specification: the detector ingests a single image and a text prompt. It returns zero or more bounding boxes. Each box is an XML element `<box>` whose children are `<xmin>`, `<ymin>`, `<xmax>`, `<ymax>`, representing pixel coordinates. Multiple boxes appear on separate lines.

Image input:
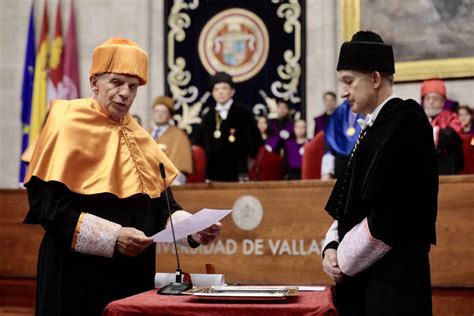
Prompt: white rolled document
<box><xmin>155</xmin><ymin>272</ymin><xmax>225</xmax><ymax>288</ymax></box>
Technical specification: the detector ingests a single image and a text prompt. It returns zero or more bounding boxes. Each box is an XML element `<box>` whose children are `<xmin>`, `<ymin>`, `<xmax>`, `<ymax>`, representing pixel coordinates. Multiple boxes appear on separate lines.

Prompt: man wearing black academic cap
<box><xmin>320</xmin><ymin>31</ymin><xmax>438</xmax><ymax>315</ymax></box>
<box><xmin>196</xmin><ymin>72</ymin><xmax>262</xmax><ymax>181</ymax></box>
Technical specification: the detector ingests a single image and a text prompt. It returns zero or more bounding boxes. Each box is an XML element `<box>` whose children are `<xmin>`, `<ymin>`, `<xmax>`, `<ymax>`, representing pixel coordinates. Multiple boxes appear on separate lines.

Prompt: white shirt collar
<box><xmin>151</xmin><ymin>124</ymin><xmax>169</xmax><ymax>139</ymax></box>
<box><xmin>215</xmin><ymin>99</ymin><xmax>233</xmax><ymax>120</ymax></box>
<box><xmin>357</xmin><ymin>94</ymin><xmax>396</xmax><ymax>129</ymax></box>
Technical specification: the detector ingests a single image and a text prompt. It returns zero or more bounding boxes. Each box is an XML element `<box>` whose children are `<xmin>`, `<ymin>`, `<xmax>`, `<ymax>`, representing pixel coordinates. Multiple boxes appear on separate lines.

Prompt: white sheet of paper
<box><xmin>152</xmin><ymin>208</ymin><xmax>232</xmax><ymax>243</ymax></box>
<box><xmin>298</xmin><ymin>286</ymin><xmax>326</xmax><ymax>291</ymax></box>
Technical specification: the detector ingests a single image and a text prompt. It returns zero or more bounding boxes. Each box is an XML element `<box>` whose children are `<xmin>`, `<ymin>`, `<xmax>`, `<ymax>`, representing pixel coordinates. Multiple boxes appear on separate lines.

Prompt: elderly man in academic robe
<box><xmin>149</xmin><ymin>95</ymin><xmax>193</xmax><ymax>184</ymax></box>
<box><xmin>321</xmin><ymin>31</ymin><xmax>438</xmax><ymax>316</ymax></box>
<box><xmin>421</xmin><ymin>78</ymin><xmax>464</xmax><ymax>174</ymax></box>
<box><xmin>23</xmin><ymin>38</ymin><xmax>221</xmax><ymax>316</ymax></box>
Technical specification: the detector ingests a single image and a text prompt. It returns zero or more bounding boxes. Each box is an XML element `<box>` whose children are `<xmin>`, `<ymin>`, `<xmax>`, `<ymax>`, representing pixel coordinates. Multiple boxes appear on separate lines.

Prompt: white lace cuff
<box><xmin>322</xmin><ymin>220</ymin><xmax>339</xmax><ymax>257</ymax></box>
<box><xmin>337</xmin><ymin>217</ymin><xmax>391</xmax><ymax>276</ymax></box>
<box><xmin>72</xmin><ymin>213</ymin><xmax>122</xmax><ymax>258</ymax></box>
<box><xmin>166</xmin><ymin>210</ymin><xmax>193</xmax><ymax>247</ymax></box>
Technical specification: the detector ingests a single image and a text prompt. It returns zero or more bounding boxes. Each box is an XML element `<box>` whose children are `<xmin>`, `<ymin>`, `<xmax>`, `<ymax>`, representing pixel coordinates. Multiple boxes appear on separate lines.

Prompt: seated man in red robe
<box><xmin>421</xmin><ymin>79</ymin><xmax>464</xmax><ymax>174</ymax></box>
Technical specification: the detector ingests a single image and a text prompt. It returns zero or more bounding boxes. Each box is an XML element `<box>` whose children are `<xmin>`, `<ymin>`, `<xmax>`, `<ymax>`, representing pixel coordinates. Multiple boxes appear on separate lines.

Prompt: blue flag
<box><xmin>19</xmin><ymin>1</ymin><xmax>36</xmax><ymax>184</ymax></box>
<box><xmin>324</xmin><ymin>100</ymin><xmax>363</xmax><ymax>156</ymax></box>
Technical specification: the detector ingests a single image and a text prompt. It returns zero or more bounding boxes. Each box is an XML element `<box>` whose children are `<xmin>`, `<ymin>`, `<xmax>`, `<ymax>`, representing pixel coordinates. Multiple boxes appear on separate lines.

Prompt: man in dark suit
<box><xmin>321</xmin><ymin>31</ymin><xmax>438</xmax><ymax>316</ymax></box>
<box><xmin>196</xmin><ymin>72</ymin><xmax>262</xmax><ymax>181</ymax></box>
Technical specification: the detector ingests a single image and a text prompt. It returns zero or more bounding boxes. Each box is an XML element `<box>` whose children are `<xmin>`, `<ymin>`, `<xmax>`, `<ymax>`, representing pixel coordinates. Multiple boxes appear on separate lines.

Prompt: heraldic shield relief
<box><xmin>198</xmin><ymin>8</ymin><xmax>269</xmax><ymax>83</ymax></box>
<box><xmin>164</xmin><ymin>0</ymin><xmax>305</xmax><ymax>137</ymax></box>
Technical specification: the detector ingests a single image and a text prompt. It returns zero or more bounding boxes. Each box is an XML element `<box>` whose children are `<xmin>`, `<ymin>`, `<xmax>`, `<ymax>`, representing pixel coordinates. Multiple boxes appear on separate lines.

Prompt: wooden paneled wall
<box><xmin>168</xmin><ymin>176</ymin><xmax>474</xmax><ymax>286</ymax></box>
<box><xmin>1</xmin><ymin>176</ymin><xmax>473</xmax><ymax>284</ymax></box>
<box><xmin>1</xmin><ymin>176</ymin><xmax>473</xmax><ymax>314</ymax></box>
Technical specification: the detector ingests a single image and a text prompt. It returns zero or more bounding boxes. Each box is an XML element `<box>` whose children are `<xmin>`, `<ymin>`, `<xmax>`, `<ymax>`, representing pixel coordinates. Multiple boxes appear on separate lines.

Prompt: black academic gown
<box><xmin>325</xmin><ymin>98</ymin><xmax>438</xmax><ymax>316</ymax></box>
<box><xmin>196</xmin><ymin>102</ymin><xmax>263</xmax><ymax>181</ymax></box>
<box><xmin>24</xmin><ymin>176</ymin><xmax>182</xmax><ymax>316</ymax></box>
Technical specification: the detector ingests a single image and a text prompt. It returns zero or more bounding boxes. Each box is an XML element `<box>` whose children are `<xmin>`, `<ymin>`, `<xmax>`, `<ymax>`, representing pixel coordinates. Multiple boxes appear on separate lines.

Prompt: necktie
<box><xmin>152</xmin><ymin>127</ymin><xmax>161</xmax><ymax>139</ymax></box>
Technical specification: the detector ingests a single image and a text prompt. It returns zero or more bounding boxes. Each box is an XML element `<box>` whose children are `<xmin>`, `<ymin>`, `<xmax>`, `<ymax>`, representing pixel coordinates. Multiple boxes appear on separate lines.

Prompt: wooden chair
<box><xmin>249</xmin><ymin>146</ymin><xmax>285</xmax><ymax>181</ymax></box>
<box><xmin>460</xmin><ymin>134</ymin><xmax>474</xmax><ymax>174</ymax></box>
<box><xmin>301</xmin><ymin>131</ymin><xmax>325</xmax><ymax>179</ymax></box>
<box><xmin>187</xmin><ymin>145</ymin><xmax>206</xmax><ymax>183</ymax></box>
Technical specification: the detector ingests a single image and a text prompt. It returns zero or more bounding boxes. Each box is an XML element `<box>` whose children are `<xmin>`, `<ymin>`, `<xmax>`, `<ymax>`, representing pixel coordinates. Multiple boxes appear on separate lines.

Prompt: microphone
<box><xmin>157</xmin><ymin>163</ymin><xmax>193</xmax><ymax>295</ymax></box>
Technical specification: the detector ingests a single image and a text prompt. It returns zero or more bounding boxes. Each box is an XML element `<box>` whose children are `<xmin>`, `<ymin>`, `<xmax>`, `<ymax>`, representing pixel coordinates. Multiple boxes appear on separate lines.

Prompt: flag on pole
<box><xmin>48</xmin><ymin>0</ymin><xmax>64</xmax><ymax>102</ymax></box>
<box><xmin>19</xmin><ymin>1</ymin><xmax>36</xmax><ymax>183</ymax></box>
<box><xmin>30</xmin><ymin>1</ymin><xmax>49</xmax><ymax>143</ymax></box>
<box><xmin>62</xmin><ymin>0</ymin><xmax>80</xmax><ymax>99</ymax></box>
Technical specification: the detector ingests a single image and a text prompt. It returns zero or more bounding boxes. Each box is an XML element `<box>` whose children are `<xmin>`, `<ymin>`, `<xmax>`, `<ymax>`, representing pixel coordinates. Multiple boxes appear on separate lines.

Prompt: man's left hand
<box><xmin>191</xmin><ymin>222</ymin><xmax>222</xmax><ymax>245</ymax></box>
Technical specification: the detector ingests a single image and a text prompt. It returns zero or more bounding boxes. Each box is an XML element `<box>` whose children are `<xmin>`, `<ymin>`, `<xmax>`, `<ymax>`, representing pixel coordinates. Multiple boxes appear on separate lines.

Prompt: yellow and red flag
<box><xmin>62</xmin><ymin>0</ymin><xmax>80</xmax><ymax>99</ymax></box>
<box><xmin>30</xmin><ymin>2</ymin><xmax>49</xmax><ymax>142</ymax></box>
<box><xmin>48</xmin><ymin>0</ymin><xmax>64</xmax><ymax>102</ymax></box>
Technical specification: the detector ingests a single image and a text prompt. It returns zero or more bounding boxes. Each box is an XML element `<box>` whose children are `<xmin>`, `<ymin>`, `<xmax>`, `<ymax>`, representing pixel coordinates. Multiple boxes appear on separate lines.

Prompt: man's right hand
<box><xmin>322</xmin><ymin>249</ymin><xmax>345</xmax><ymax>283</ymax></box>
<box><xmin>115</xmin><ymin>227</ymin><xmax>153</xmax><ymax>257</ymax></box>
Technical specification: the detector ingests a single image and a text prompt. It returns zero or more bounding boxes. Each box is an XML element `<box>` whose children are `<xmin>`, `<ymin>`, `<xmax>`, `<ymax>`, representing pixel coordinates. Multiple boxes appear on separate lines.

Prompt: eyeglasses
<box><xmin>424</xmin><ymin>94</ymin><xmax>444</xmax><ymax>103</ymax></box>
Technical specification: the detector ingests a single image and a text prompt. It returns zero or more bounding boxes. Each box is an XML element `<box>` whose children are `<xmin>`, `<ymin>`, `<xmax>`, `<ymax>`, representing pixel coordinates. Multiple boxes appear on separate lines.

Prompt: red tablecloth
<box><xmin>103</xmin><ymin>287</ymin><xmax>338</xmax><ymax>316</ymax></box>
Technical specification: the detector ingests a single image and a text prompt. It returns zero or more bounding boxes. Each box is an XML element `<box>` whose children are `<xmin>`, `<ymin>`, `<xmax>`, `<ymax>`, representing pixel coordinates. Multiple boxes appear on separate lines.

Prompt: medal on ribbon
<box><xmin>214</xmin><ymin>111</ymin><xmax>222</xmax><ymax>139</ymax></box>
<box><xmin>346</xmin><ymin>111</ymin><xmax>357</xmax><ymax>136</ymax></box>
<box><xmin>229</xmin><ymin>128</ymin><xmax>236</xmax><ymax>143</ymax></box>
<box><xmin>346</xmin><ymin>127</ymin><xmax>356</xmax><ymax>137</ymax></box>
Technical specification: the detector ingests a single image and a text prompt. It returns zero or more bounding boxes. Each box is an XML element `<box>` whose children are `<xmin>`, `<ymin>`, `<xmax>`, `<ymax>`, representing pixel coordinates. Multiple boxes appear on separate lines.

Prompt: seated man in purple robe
<box><xmin>266</xmin><ymin>98</ymin><xmax>294</xmax><ymax>156</ymax></box>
